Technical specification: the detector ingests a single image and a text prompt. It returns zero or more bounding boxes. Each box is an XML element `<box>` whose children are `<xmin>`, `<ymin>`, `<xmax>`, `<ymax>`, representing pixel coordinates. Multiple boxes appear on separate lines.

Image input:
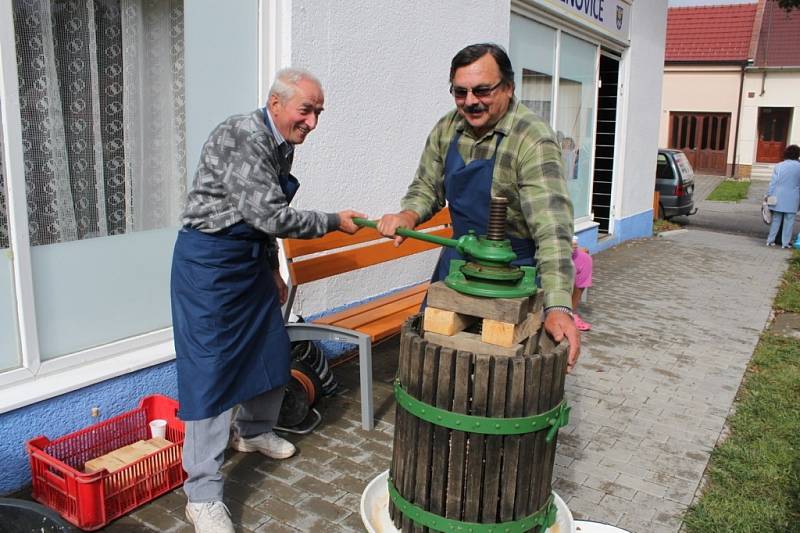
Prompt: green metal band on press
<box><xmin>393</xmin><ymin>380</ymin><xmax>570</xmax><ymax>442</ymax></box>
<box><xmin>388</xmin><ymin>476</ymin><xmax>557</xmax><ymax>532</ymax></box>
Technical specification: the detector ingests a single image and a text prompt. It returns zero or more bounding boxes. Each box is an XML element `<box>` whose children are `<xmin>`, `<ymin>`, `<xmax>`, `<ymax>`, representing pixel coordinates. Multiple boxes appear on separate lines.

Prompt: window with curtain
<box><xmin>510</xmin><ymin>14</ymin><xmax>556</xmax><ymax>122</ymax></box>
<box><xmin>11</xmin><ymin>0</ymin><xmax>186</xmax><ymax>247</ymax></box>
<box><xmin>557</xmin><ymin>33</ymin><xmax>596</xmax><ymax>219</ymax></box>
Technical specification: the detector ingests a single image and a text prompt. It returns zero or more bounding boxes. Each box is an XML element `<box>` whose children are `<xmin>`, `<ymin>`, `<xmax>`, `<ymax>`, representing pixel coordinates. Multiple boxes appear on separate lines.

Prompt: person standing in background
<box><xmin>766</xmin><ymin>144</ymin><xmax>800</xmax><ymax>249</ymax></box>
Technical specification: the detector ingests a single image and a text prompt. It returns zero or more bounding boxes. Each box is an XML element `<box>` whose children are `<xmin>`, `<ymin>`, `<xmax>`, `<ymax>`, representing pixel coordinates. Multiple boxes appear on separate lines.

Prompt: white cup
<box><xmin>149</xmin><ymin>419</ymin><xmax>167</xmax><ymax>439</ymax></box>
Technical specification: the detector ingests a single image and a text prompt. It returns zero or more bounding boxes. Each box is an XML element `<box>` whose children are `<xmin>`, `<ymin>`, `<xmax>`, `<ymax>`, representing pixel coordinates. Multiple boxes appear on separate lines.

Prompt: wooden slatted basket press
<box><xmin>389</xmin><ymin>283</ymin><xmax>570</xmax><ymax>533</ymax></box>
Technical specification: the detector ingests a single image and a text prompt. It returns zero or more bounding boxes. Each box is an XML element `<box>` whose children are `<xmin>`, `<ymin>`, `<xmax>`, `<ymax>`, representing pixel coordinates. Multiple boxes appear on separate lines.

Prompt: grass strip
<box><xmin>706</xmin><ymin>180</ymin><xmax>751</xmax><ymax>202</ymax></box>
<box><xmin>775</xmin><ymin>252</ymin><xmax>800</xmax><ymax>312</ymax></box>
<box><xmin>683</xmin><ymin>252</ymin><xmax>800</xmax><ymax>533</ymax></box>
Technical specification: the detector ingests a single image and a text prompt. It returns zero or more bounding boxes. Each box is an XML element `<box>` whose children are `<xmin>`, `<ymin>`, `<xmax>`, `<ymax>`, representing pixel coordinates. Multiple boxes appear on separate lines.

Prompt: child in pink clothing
<box><xmin>572</xmin><ymin>239</ymin><xmax>593</xmax><ymax>331</ymax></box>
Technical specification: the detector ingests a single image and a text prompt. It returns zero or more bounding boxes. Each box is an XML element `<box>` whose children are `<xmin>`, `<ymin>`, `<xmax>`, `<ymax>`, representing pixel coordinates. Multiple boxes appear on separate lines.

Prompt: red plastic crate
<box><xmin>26</xmin><ymin>394</ymin><xmax>187</xmax><ymax>530</ymax></box>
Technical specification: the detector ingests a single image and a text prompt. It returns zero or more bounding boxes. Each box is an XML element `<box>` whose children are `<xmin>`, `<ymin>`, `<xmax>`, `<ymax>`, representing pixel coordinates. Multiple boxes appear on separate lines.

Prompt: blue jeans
<box><xmin>767</xmin><ymin>211</ymin><xmax>796</xmax><ymax>247</ymax></box>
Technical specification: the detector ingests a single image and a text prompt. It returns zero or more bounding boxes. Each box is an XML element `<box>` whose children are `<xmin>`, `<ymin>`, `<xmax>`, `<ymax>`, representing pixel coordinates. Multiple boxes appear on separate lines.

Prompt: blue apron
<box><xmin>431</xmin><ymin>132</ymin><xmax>536</xmax><ymax>283</ymax></box>
<box><xmin>171</xmin><ymin>115</ymin><xmax>300</xmax><ymax>421</ymax></box>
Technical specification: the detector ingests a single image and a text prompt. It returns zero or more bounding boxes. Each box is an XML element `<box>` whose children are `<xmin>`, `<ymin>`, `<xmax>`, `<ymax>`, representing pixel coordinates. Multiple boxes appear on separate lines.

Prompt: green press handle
<box><xmin>353</xmin><ymin>217</ymin><xmax>459</xmax><ymax>249</ymax></box>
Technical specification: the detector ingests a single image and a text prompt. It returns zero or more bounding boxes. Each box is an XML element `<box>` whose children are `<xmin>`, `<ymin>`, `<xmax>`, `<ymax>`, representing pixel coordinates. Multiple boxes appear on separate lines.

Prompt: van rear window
<box><xmin>673</xmin><ymin>153</ymin><xmax>695</xmax><ymax>181</ymax></box>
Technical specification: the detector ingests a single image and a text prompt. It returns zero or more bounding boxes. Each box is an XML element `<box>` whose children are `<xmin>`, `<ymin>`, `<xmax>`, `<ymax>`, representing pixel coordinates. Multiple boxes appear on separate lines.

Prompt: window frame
<box><xmin>0</xmin><ymin>0</ymin><xmax>288</xmax><ymax>414</ymax></box>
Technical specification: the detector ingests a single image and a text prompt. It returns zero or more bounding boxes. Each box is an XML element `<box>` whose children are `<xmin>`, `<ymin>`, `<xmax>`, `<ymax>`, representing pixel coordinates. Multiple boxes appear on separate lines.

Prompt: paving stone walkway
<box><xmin>562</xmin><ymin>229</ymin><xmax>787</xmax><ymax>532</ymax></box>
<box><xmin>94</xmin><ymin>228</ymin><xmax>788</xmax><ymax>532</ymax></box>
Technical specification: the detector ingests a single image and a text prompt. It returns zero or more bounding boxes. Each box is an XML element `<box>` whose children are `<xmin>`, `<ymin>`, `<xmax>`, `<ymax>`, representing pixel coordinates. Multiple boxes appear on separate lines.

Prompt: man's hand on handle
<box><xmin>377</xmin><ymin>210</ymin><xmax>420</xmax><ymax>246</ymax></box>
<box><xmin>544</xmin><ymin>310</ymin><xmax>581</xmax><ymax>373</ymax></box>
<box><xmin>337</xmin><ymin>210</ymin><xmax>368</xmax><ymax>234</ymax></box>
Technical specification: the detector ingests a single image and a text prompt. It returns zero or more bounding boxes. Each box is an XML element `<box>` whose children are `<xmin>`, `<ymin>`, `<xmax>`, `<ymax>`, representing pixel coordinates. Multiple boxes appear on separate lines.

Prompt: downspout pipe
<box><xmin>731</xmin><ymin>62</ymin><xmax>746</xmax><ymax>178</ymax></box>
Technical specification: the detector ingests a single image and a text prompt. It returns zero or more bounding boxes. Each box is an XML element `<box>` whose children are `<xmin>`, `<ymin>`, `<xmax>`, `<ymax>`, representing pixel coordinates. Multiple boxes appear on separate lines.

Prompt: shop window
<box><xmin>510</xmin><ymin>14</ymin><xmax>555</xmax><ymax>121</ymax></box>
<box><xmin>557</xmin><ymin>33</ymin><xmax>596</xmax><ymax>219</ymax></box>
<box><xmin>12</xmin><ymin>0</ymin><xmax>186</xmax><ymax>247</ymax></box>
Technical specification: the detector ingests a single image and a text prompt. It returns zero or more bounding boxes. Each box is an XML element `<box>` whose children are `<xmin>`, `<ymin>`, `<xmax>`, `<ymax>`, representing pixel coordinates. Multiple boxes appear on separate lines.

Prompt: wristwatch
<box><xmin>544</xmin><ymin>305</ymin><xmax>573</xmax><ymax>318</ymax></box>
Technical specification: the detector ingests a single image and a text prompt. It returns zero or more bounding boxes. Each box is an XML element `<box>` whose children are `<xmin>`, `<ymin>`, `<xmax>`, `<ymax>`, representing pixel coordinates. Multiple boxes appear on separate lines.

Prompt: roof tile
<box><xmin>666</xmin><ymin>4</ymin><xmax>758</xmax><ymax>62</ymax></box>
<box><xmin>754</xmin><ymin>2</ymin><xmax>800</xmax><ymax>67</ymax></box>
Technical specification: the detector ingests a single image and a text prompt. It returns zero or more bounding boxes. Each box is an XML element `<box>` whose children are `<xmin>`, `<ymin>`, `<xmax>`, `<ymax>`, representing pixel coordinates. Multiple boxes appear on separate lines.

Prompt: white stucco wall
<box><xmin>616</xmin><ymin>0</ymin><xmax>668</xmax><ymax>221</ymax></box>
<box><xmin>287</xmin><ymin>1</ymin><xmax>510</xmax><ymax>315</ymax></box>
<box><xmin>738</xmin><ymin>69</ymin><xmax>800</xmax><ymax>167</ymax></box>
<box><xmin>659</xmin><ymin>66</ymin><xmax>743</xmax><ymax>163</ymax></box>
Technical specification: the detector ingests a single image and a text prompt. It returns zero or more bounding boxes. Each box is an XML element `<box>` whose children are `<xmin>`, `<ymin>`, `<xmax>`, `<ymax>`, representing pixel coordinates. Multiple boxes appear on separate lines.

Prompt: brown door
<box><xmin>668</xmin><ymin>112</ymin><xmax>729</xmax><ymax>175</ymax></box>
<box><xmin>756</xmin><ymin>107</ymin><xmax>792</xmax><ymax>163</ymax></box>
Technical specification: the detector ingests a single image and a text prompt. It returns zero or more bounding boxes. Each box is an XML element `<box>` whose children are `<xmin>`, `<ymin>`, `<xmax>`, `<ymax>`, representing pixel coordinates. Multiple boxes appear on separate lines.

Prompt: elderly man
<box><xmin>171</xmin><ymin>68</ymin><xmax>363</xmax><ymax>532</ymax></box>
<box><xmin>378</xmin><ymin>43</ymin><xmax>580</xmax><ymax>369</ymax></box>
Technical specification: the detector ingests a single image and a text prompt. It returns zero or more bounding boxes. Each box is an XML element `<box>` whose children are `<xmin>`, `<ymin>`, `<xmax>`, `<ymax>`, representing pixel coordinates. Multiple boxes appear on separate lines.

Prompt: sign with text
<box><xmin>537</xmin><ymin>0</ymin><xmax>631</xmax><ymax>43</ymax></box>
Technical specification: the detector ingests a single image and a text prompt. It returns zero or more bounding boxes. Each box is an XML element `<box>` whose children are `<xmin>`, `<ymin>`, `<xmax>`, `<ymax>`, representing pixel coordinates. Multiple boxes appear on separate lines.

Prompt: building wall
<box><xmin>659</xmin><ymin>65</ymin><xmax>743</xmax><ymax>163</ymax></box>
<box><xmin>614</xmin><ymin>0</ymin><xmax>668</xmax><ymax>239</ymax></box>
<box><xmin>738</xmin><ymin>69</ymin><xmax>800</xmax><ymax>167</ymax></box>
<box><xmin>287</xmin><ymin>0</ymin><xmax>510</xmax><ymax>317</ymax></box>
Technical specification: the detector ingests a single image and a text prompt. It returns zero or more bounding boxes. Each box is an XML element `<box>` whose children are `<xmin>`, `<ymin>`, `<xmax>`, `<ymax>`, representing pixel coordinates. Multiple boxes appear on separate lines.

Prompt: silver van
<box><xmin>656</xmin><ymin>148</ymin><xmax>697</xmax><ymax>219</ymax></box>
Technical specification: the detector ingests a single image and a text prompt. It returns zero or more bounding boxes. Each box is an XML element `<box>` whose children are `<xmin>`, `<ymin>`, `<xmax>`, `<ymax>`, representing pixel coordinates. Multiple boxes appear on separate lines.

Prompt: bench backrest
<box><xmin>281</xmin><ymin>208</ymin><xmax>452</xmax><ymax>320</ymax></box>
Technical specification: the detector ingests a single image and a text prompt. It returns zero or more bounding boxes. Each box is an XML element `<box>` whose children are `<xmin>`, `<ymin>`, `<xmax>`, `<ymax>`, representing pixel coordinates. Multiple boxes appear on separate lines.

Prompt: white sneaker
<box><xmin>229</xmin><ymin>431</ymin><xmax>296</xmax><ymax>459</ymax></box>
<box><xmin>185</xmin><ymin>501</ymin><xmax>234</xmax><ymax>533</ymax></box>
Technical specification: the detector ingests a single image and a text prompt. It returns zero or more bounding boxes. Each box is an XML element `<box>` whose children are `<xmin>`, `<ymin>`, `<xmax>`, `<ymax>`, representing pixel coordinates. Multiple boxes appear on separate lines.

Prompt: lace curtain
<box><xmin>11</xmin><ymin>0</ymin><xmax>185</xmax><ymax>246</ymax></box>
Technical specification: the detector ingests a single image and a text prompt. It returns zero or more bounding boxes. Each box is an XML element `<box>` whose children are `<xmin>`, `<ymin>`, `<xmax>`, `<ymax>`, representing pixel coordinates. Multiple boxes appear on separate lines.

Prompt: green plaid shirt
<box><xmin>401</xmin><ymin>99</ymin><xmax>575</xmax><ymax>309</ymax></box>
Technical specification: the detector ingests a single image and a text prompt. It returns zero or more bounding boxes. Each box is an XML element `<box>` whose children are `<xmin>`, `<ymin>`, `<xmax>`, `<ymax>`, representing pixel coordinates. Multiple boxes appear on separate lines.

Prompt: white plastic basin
<box><xmin>574</xmin><ymin>521</ymin><xmax>632</xmax><ymax>532</ymax></box>
<box><xmin>360</xmin><ymin>469</ymin><xmax>575</xmax><ymax>533</ymax></box>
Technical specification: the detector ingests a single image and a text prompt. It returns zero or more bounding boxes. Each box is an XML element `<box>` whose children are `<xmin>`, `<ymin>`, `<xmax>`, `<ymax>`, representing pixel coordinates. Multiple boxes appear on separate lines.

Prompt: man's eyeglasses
<box><xmin>450</xmin><ymin>80</ymin><xmax>504</xmax><ymax>100</ymax></box>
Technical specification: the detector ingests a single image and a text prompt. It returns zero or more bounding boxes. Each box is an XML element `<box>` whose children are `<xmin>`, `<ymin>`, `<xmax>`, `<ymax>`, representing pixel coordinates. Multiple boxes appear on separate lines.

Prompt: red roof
<box><xmin>754</xmin><ymin>2</ymin><xmax>800</xmax><ymax>67</ymax></box>
<box><xmin>665</xmin><ymin>3</ymin><xmax>758</xmax><ymax>63</ymax></box>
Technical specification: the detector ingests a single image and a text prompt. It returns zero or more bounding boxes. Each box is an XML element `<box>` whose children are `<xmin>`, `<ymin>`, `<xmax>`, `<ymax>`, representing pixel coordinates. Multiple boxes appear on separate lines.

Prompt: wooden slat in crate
<box><xmin>539</xmin><ymin>342</ymin><xmax>569</xmax><ymax>510</ymax></box>
<box><xmin>514</xmin><ymin>355</ymin><xmax>542</xmax><ymax>518</ymax></box>
<box><xmin>480</xmin><ymin>356</ymin><xmax>509</xmax><ymax>522</ymax></box>
<box><xmin>445</xmin><ymin>350</ymin><xmax>472</xmax><ymax>520</ymax></box>
<box><xmin>389</xmin><ymin>319</ymin><xmax>415</xmax><ymax>525</ymax></box>
<box><xmin>499</xmin><ymin>355</ymin><xmax>526</xmax><ymax>521</ymax></box>
<box><xmin>530</xmin><ymin>351</ymin><xmax>555</xmax><ymax>513</ymax></box>
<box><xmin>412</xmin><ymin>342</ymin><xmax>440</xmax><ymax>533</ymax></box>
<box><xmin>463</xmin><ymin>354</ymin><xmax>491</xmax><ymax>522</ymax></box>
<box><xmin>429</xmin><ymin>348</ymin><xmax>456</xmax><ymax>525</ymax></box>
<box><xmin>400</xmin><ymin>335</ymin><xmax>426</xmax><ymax>532</ymax></box>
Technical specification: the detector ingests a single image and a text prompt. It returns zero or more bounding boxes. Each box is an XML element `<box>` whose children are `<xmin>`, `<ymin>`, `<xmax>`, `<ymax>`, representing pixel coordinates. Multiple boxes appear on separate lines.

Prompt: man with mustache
<box><xmin>378</xmin><ymin>43</ymin><xmax>580</xmax><ymax>370</ymax></box>
<box><xmin>171</xmin><ymin>68</ymin><xmax>364</xmax><ymax>533</ymax></box>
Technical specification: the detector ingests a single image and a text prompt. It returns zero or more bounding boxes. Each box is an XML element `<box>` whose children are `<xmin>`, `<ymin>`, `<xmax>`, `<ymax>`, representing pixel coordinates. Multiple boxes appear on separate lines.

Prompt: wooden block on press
<box><xmin>423</xmin><ymin>307</ymin><xmax>476</xmax><ymax>336</ymax></box>
<box><xmin>482</xmin><ymin>311</ymin><xmax>542</xmax><ymax>348</ymax></box>
<box><xmin>424</xmin><ymin>330</ymin><xmax>524</xmax><ymax>357</ymax></box>
<box><xmin>426</xmin><ymin>281</ymin><xmax>534</xmax><ymax>323</ymax></box>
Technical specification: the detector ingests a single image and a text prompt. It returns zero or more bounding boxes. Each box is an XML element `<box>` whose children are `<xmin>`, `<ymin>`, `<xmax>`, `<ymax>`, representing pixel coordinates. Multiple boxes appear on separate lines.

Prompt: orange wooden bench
<box><xmin>281</xmin><ymin>208</ymin><xmax>452</xmax><ymax>430</ymax></box>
